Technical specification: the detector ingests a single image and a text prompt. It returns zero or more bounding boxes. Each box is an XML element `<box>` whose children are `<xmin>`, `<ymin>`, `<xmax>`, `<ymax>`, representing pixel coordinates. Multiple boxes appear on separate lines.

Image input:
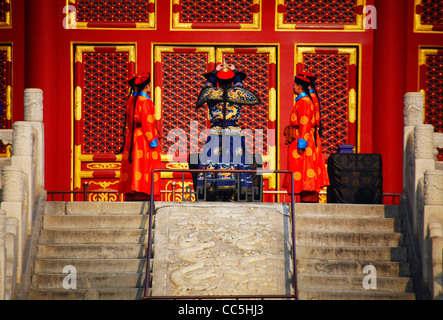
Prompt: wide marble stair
<box><xmin>27</xmin><ymin>201</ymin><xmax>416</xmax><ymax>300</ymax></box>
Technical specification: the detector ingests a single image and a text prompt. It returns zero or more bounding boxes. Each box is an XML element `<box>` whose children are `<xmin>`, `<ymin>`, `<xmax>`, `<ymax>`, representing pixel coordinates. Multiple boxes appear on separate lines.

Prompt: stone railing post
<box><xmin>429</xmin><ymin>222</ymin><xmax>443</xmax><ymax>299</ymax></box>
<box><xmin>0</xmin><ymin>167</ymin><xmax>26</xmax><ymax>284</ymax></box>
<box><xmin>403</xmin><ymin>93</ymin><xmax>425</xmax><ymax>231</ymax></box>
<box><xmin>423</xmin><ymin>170</ymin><xmax>443</xmax><ymax>299</ymax></box>
<box><xmin>424</xmin><ymin>170</ymin><xmax>443</xmax><ymax>206</ymax></box>
<box><xmin>11</xmin><ymin>121</ymin><xmax>35</xmax><ymax>233</ymax></box>
<box><xmin>414</xmin><ymin>124</ymin><xmax>436</xmax><ymax>161</ymax></box>
<box><xmin>0</xmin><ymin>209</ymin><xmax>6</xmax><ymax>300</ymax></box>
<box><xmin>24</xmin><ymin>88</ymin><xmax>44</xmax><ymax>192</ymax></box>
<box><xmin>412</xmin><ymin>124</ymin><xmax>436</xmax><ymax>234</ymax></box>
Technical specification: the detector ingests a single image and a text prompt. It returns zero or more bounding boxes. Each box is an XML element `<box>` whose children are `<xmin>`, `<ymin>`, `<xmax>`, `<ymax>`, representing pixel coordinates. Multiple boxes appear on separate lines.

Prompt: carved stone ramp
<box><xmin>150</xmin><ymin>202</ymin><xmax>416</xmax><ymax>300</ymax></box>
<box><xmin>151</xmin><ymin>202</ymin><xmax>292</xmax><ymax>298</ymax></box>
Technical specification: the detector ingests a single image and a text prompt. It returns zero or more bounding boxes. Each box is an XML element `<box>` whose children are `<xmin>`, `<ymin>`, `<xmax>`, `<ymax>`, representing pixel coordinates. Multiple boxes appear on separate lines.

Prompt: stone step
<box><xmin>31</xmin><ymin>273</ymin><xmax>146</xmax><ymax>289</ymax></box>
<box><xmin>39</xmin><ymin>229</ymin><xmax>147</xmax><ymax>244</ymax></box>
<box><xmin>299</xmin><ymin>289</ymin><xmax>415</xmax><ymax>300</ymax></box>
<box><xmin>43</xmin><ymin>215</ymin><xmax>150</xmax><ymax>230</ymax></box>
<box><xmin>34</xmin><ymin>259</ymin><xmax>147</xmax><ymax>274</ymax></box>
<box><xmin>37</xmin><ymin>244</ymin><xmax>147</xmax><ymax>259</ymax></box>
<box><xmin>294</xmin><ymin>203</ymin><xmax>400</xmax><ymax>218</ymax></box>
<box><xmin>296</xmin><ymin>259</ymin><xmax>410</xmax><ymax>277</ymax></box>
<box><xmin>295</xmin><ymin>231</ymin><xmax>402</xmax><ymax>247</ymax></box>
<box><xmin>28</xmin><ymin>288</ymin><xmax>145</xmax><ymax>300</ymax></box>
<box><xmin>42</xmin><ymin>214</ymin><xmax>399</xmax><ymax>234</ymax></box>
<box><xmin>297</xmin><ymin>274</ymin><xmax>413</xmax><ymax>292</ymax></box>
<box><xmin>294</xmin><ymin>216</ymin><xmax>400</xmax><ymax>233</ymax></box>
<box><xmin>39</xmin><ymin>228</ymin><xmax>400</xmax><ymax>247</ymax></box>
<box><xmin>296</xmin><ymin>245</ymin><xmax>408</xmax><ymax>262</ymax></box>
<box><xmin>45</xmin><ymin>201</ymin><xmax>150</xmax><ymax>216</ymax></box>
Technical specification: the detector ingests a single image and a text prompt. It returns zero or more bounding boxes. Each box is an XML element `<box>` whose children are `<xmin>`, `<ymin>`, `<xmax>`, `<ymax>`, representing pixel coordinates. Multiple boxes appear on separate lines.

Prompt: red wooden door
<box><xmin>73</xmin><ymin>44</ymin><xmax>135</xmax><ymax>200</ymax></box>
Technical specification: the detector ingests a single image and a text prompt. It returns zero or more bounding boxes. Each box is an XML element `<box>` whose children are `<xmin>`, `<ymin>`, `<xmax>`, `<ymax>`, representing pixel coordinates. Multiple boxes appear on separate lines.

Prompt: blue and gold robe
<box><xmin>196</xmin><ymin>85</ymin><xmax>260</xmax><ymax>198</ymax></box>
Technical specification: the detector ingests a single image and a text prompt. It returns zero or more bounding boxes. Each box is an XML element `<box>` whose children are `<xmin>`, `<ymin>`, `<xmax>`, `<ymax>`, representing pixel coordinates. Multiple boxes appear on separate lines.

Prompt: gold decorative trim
<box><xmin>348</xmin><ymin>89</ymin><xmax>357</xmax><ymax>123</ymax></box>
<box><xmin>269</xmin><ymin>88</ymin><xmax>277</xmax><ymax>122</ymax></box>
<box><xmin>418</xmin><ymin>47</ymin><xmax>443</xmax><ymax>123</ymax></box>
<box><xmin>74</xmin><ymin>144</ymin><xmax>82</xmax><ymax>189</ymax></box>
<box><xmin>154</xmin><ymin>86</ymin><xmax>162</xmax><ymax>121</ymax></box>
<box><xmin>419</xmin><ymin>48</ymin><xmax>439</xmax><ymax>66</ymax></box>
<box><xmin>6</xmin><ymin>85</ymin><xmax>11</xmax><ymax>120</ymax></box>
<box><xmin>74</xmin><ymin>86</ymin><xmax>82</xmax><ymax>121</ymax></box>
<box><xmin>0</xmin><ymin>0</ymin><xmax>11</xmax><ymax>28</ymax></box>
<box><xmin>86</xmin><ymin>163</ymin><xmax>121</xmax><ymax>170</ymax></box>
<box><xmin>0</xmin><ymin>45</ymin><xmax>12</xmax><ymax>126</ymax></box>
<box><xmin>171</xmin><ymin>0</ymin><xmax>261</xmax><ymax>31</ymax></box>
<box><xmin>414</xmin><ymin>0</ymin><xmax>443</xmax><ymax>33</ymax></box>
<box><xmin>66</xmin><ymin>0</ymin><xmax>156</xmax><ymax>30</ymax></box>
<box><xmin>276</xmin><ymin>0</ymin><xmax>366</xmax><ymax>32</ymax></box>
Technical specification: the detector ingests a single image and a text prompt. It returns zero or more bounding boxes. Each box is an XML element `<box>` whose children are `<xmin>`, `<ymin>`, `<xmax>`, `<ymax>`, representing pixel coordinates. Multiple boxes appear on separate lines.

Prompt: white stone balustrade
<box><xmin>403</xmin><ymin>92</ymin><xmax>443</xmax><ymax>300</ymax></box>
<box><xmin>0</xmin><ymin>89</ymin><xmax>45</xmax><ymax>300</ymax></box>
<box><xmin>0</xmin><ymin>167</ymin><xmax>27</xmax><ymax>288</ymax></box>
<box><xmin>0</xmin><ymin>209</ymin><xmax>6</xmax><ymax>300</ymax></box>
<box><xmin>23</xmin><ymin>89</ymin><xmax>45</xmax><ymax>193</ymax></box>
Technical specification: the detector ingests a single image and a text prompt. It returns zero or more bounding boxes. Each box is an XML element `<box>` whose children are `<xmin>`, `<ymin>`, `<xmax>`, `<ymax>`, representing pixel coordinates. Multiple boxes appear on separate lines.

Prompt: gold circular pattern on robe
<box><xmin>307</xmin><ymin>169</ymin><xmax>316</xmax><ymax>178</ymax></box>
<box><xmin>306</xmin><ymin>147</ymin><xmax>313</xmax><ymax>157</ymax></box>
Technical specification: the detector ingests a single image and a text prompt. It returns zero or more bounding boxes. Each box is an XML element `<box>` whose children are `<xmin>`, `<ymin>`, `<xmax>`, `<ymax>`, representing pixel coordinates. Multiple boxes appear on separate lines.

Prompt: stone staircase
<box><xmin>295</xmin><ymin>203</ymin><xmax>415</xmax><ymax>300</ymax></box>
<box><xmin>27</xmin><ymin>201</ymin><xmax>416</xmax><ymax>300</ymax></box>
<box><xmin>28</xmin><ymin>202</ymin><xmax>150</xmax><ymax>300</ymax></box>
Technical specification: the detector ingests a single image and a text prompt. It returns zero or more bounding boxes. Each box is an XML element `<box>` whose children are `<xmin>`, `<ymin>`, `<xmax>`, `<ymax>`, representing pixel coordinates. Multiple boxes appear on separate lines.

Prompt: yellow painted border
<box><xmin>66</xmin><ymin>0</ymin><xmax>156</xmax><ymax>30</ymax></box>
<box><xmin>0</xmin><ymin>44</ymin><xmax>12</xmax><ymax>158</ymax></box>
<box><xmin>170</xmin><ymin>0</ymin><xmax>262</xmax><ymax>31</ymax></box>
<box><xmin>294</xmin><ymin>44</ymin><xmax>362</xmax><ymax>153</ymax></box>
<box><xmin>0</xmin><ymin>45</ymin><xmax>12</xmax><ymax>122</ymax></box>
<box><xmin>275</xmin><ymin>0</ymin><xmax>366</xmax><ymax>32</ymax></box>
<box><xmin>71</xmin><ymin>43</ymin><xmax>137</xmax><ymax>190</ymax></box>
<box><xmin>0</xmin><ymin>0</ymin><xmax>11</xmax><ymax>28</ymax></box>
<box><xmin>418</xmin><ymin>46</ymin><xmax>443</xmax><ymax>122</ymax></box>
<box><xmin>414</xmin><ymin>0</ymin><xmax>443</xmax><ymax>33</ymax></box>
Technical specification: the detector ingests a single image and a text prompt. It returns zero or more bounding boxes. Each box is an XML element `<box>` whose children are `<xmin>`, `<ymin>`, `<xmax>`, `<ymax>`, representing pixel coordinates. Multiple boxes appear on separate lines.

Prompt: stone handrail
<box><xmin>403</xmin><ymin>92</ymin><xmax>443</xmax><ymax>300</ymax></box>
<box><xmin>0</xmin><ymin>89</ymin><xmax>45</xmax><ymax>300</ymax></box>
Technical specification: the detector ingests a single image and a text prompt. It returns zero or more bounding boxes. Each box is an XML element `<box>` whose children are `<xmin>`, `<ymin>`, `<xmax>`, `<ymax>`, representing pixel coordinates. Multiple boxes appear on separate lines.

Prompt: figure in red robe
<box><xmin>299</xmin><ymin>71</ymin><xmax>330</xmax><ymax>190</ymax></box>
<box><xmin>283</xmin><ymin>75</ymin><xmax>323</xmax><ymax>202</ymax></box>
<box><xmin>118</xmin><ymin>73</ymin><xmax>161</xmax><ymax>201</ymax></box>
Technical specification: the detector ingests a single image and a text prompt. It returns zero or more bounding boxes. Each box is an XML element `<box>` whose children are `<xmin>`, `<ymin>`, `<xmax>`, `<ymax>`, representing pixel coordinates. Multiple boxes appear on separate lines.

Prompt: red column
<box><xmin>25</xmin><ymin>0</ymin><xmax>60</xmax><ymax>190</ymax></box>
<box><xmin>372</xmin><ymin>0</ymin><xmax>407</xmax><ymax>195</ymax></box>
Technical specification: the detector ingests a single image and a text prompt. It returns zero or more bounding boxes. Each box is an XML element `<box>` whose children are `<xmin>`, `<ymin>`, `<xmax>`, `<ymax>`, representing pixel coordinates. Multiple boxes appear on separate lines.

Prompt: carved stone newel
<box><xmin>11</xmin><ymin>122</ymin><xmax>33</xmax><ymax>157</ymax></box>
<box><xmin>414</xmin><ymin>124</ymin><xmax>435</xmax><ymax>160</ymax></box>
<box><xmin>24</xmin><ymin>89</ymin><xmax>43</xmax><ymax>122</ymax></box>
<box><xmin>404</xmin><ymin>92</ymin><xmax>424</xmax><ymax>127</ymax></box>
<box><xmin>1</xmin><ymin>167</ymin><xmax>25</xmax><ymax>203</ymax></box>
<box><xmin>424</xmin><ymin>170</ymin><xmax>443</xmax><ymax>206</ymax></box>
